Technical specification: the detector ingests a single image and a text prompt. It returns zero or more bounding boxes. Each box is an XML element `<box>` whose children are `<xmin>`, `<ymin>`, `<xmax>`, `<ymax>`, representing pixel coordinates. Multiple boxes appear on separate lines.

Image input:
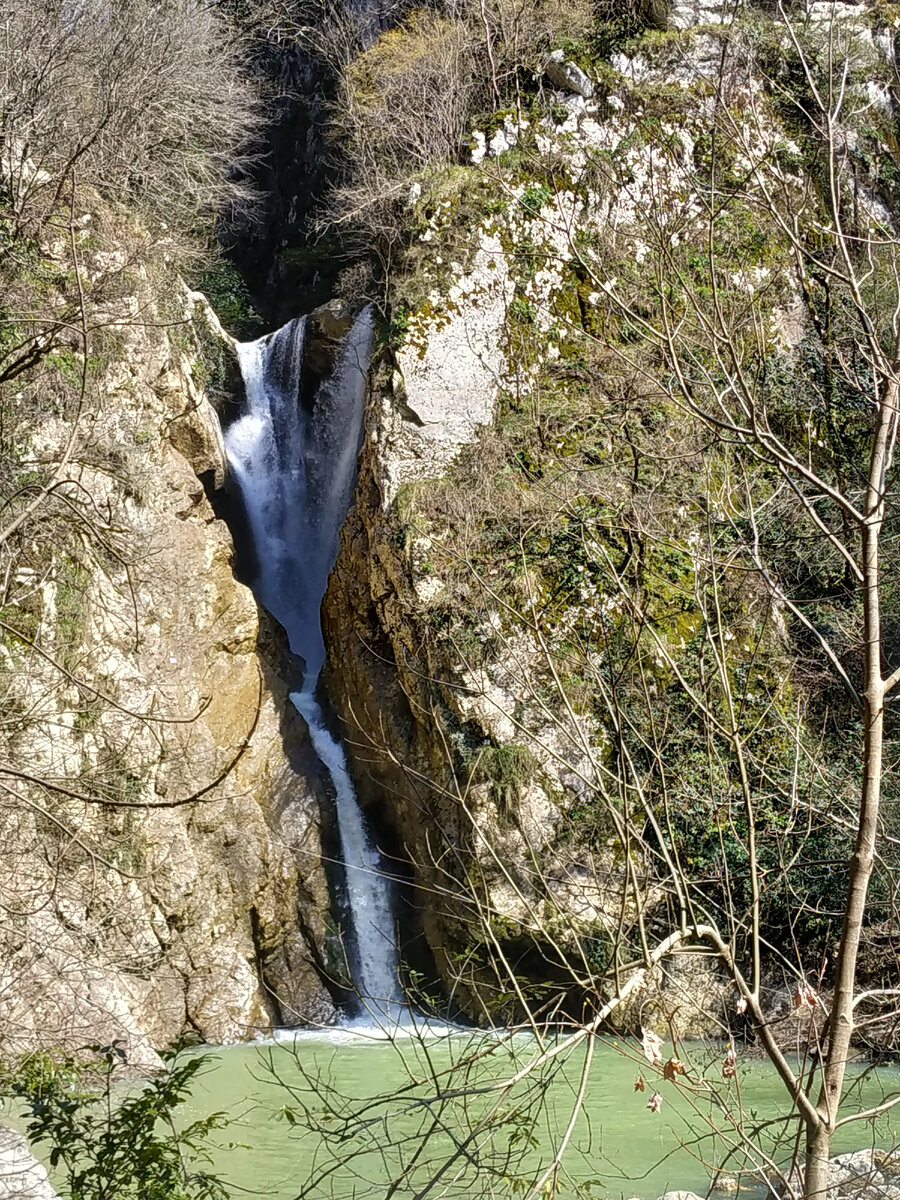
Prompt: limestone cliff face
<box><xmin>322</xmin><ymin>230</ymin><xmax>635</xmax><ymax>1023</ymax></box>
<box><xmin>319</xmin><ymin>0</ymin><xmax>877</xmax><ymax>1030</ymax></box>
<box><xmin>0</xmin><ymin>283</ymin><xmax>334</xmax><ymax>1068</ymax></box>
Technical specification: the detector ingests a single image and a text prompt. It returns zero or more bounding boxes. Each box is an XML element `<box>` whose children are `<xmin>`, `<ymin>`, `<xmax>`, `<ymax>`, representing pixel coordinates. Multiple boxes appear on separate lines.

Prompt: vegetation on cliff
<box><xmin>4</xmin><ymin>0</ymin><xmax>900</xmax><ymax>1195</ymax></box>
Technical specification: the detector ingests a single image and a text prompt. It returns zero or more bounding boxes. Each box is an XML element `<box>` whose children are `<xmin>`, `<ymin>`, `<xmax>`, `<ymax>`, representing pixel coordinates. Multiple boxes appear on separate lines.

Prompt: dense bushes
<box><xmin>329</xmin><ymin>0</ymin><xmax>594</xmax><ymax>244</ymax></box>
<box><xmin>4</xmin><ymin>1049</ymin><xmax>226</xmax><ymax>1200</ymax></box>
<box><xmin>0</xmin><ymin>0</ymin><xmax>258</xmax><ymax>244</ymax></box>
<box><xmin>333</xmin><ymin>9</ymin><xmax>477</xmax><ymax>215</ymax></box>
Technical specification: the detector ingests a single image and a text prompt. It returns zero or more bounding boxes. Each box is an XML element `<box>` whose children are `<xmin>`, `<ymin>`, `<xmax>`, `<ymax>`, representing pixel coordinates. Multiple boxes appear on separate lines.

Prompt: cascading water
<box><xmin>223</xmin><ymin>308</ymin><xmax>404</xmax><ymax>1022</ymax></box>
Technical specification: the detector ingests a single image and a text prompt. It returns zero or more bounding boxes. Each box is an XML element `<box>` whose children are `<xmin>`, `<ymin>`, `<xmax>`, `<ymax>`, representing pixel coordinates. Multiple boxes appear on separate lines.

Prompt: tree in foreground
<box><xmin>2</xmin><ymin>1048</ymin><xmax>226</xmax><ymax>1200</ymax></box>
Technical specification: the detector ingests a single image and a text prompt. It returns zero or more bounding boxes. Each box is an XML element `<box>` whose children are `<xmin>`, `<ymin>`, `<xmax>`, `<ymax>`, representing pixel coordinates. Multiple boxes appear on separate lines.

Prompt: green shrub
<box><xmin>478</xmin><ymin>743</ymin><xmax>538</xmax><ymax>815</ymax></box>
<box><xmin>189</xmin><ymin>257</ymin><xmax>261</xmax><ymax>341</ymax></box>
<box><xmin>330</xmin><ymin>0</ymin><xmax>594</xmax><ymax>246</ymax></box>
<box><xmin>4</xmin><ymin>1047</ymin><xmax>227</xmax><ymax>1200</ymax></box>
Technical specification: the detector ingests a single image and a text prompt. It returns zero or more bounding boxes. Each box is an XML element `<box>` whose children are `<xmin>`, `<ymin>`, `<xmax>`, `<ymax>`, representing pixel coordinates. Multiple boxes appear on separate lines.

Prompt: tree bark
<box><xmin>802</xmin><ymin>377</ymin><xmax>897</xmax><ymax>1199</ymax></box>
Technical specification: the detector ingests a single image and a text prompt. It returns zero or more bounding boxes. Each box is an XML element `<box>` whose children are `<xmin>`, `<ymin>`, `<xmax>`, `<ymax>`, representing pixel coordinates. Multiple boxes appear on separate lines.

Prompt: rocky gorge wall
<box><xmin>0</xmin><ymin>262</ymin><xmax>336</xmax><ymax>1068</ymax></box>
<box><xmin>319</xmin><ymin>0</ymin><xmax>897</xmax><ymax>1032</ymax></box>
<box><xmin>2</xmin><ymin>0</ymin><xmax>890</xmax><ymax>1064</ymax></box>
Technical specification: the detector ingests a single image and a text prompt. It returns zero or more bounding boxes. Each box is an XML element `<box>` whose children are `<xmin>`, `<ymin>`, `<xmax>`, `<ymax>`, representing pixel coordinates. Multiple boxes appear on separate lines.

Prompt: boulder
<box><xmin>669</xmin><ymin>0</ymin><xmax>731</xmax><ymax>28</ymax></box>
<box><xmin>545</xmin><ymin>50</ymin><xmax>594</xmax><ymax>98</ymax></box>
<box><xmin>773</xmin><ymin>1149</ymin><xmax>890</xmax><ymax>1199</ymax></box>
<box><xmin>304</xmin><ymin>298</ymin><xmax>358</xmax><ymax>385</ymax></box>
<box><xmin>0</xmin><ymin>1127</ymin><xmax>59</xmax><ymax>1200</ymax></box>
<box><xmin>829</xmin><ymin>1150</ymin><xmax>884</xmax><ymax>1190</ymax></box>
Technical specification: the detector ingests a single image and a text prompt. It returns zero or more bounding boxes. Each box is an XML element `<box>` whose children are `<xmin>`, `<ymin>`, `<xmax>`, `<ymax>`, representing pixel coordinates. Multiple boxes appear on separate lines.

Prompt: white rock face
<box><xmin>808</xmin><ymin>1</ymin><xmax>868</xmax><ymax>22</ymax></box>
<box><xmin>472</xmin><ymin>114</ymin><xmax>529</xmax><ymax>160</ymax></box>
<box><xmin>669</xmin><ymin>0</ymin><xmax>730</xmax><ymax>27</ymax></box>
<box><xmin>0</xmin><ymin>1127</ymin><xmax>58</xmax><ymax>1200</ymax></box>
<box><xmin>828</xmin><ymin>1150</ymin><xmax>884</xmax><ymax>1190</ymax></box>
<box><xmin>544</xmin><ymin>49</ymin><xmax>594</xmax><ymax>97</ymax></box>
<box><xmin>380</xmin><ymin>231</ymin><xmax>513</xmax><ymax>504</ymax></box>
<box><xmin>0</xmin><ymin>264</ymin><xmax>335</xmax><ymax>1064</ymax></box>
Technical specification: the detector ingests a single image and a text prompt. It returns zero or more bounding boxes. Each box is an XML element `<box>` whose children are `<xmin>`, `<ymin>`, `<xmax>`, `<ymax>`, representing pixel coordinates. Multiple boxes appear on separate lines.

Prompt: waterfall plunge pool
<box><xmin>163</xmin><ymin>1030</ymin><xmax>900</xmax><ymax>1199</ymax></box>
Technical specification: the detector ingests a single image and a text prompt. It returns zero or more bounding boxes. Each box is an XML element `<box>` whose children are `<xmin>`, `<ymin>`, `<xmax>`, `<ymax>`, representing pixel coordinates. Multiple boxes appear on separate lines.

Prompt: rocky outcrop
<box><xmin>322</xmin><ymin>200</ymin><xmax>660</xmax><ymax>1021</ymax></box>
<box><xmin>544</xmin><ymin>50</ymin><xmax>594</xmax><ymax>98</ymax></box>
<box><xmin>380</xmin><ymin>231</ymin><xmax>512</xmax><ymax>504</ymax></box>
<box><xmin>669</xmin><ymin>0</ymin><xmax>731</xmax><ymax>27</ymax></box>
<box><xmin>320</xmin><ymin>0</ymin><xmax>828</xmax><ymax>1030</ymax></box>
<box><xmin>0</xmin><ymin>259</ymin><xmax>335</xmax><ymax>1066</ymax></box>
<box><xmin>773</xmin><ymin>1149</ymin><xmax>900</xmax><ymax>1200</ymax></box>
<box><xmin>0</xmin><ymin>1127</ymin><xmax>58</xmax><ymax>1200</ymax></box>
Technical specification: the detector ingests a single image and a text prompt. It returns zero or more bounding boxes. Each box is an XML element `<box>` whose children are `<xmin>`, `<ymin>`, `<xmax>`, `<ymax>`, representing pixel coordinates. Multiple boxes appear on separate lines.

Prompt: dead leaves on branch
<box><xmin>663</xmin><ymin>1057</ymin><xmax>685</xmax><ymax>1082</ymax></box>
<box><xmin>639</xmin><ymin>1029</ymin><xmax>683</xmax><ymax>1117</ymax></box>
<box><xmin>793</xmin><ymin>982</ymin><xmax>820</xmax><ymax>1010</ymax></box>
<box><xmin>637</xmin><ymin>1027</ymin><xmax>741</xmax><ymax>1118</ymax></box>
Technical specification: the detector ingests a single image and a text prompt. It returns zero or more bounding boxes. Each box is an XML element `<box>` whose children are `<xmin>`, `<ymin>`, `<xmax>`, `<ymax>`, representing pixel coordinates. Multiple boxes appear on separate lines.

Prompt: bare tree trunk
<box><xmin>805</xmin><ymin>1122</ymin><xmax>833</xmax><ymax>1200</ymax></box>
<box><xmin>802</xmin><ymin>378</ymin><xmax>897</xmax><ymax>1199</ymax></box>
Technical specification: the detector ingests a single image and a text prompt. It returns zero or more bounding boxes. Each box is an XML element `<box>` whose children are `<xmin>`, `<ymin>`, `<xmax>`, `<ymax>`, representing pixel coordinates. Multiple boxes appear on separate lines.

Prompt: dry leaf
<box><xmin>793</xmin><ymin>983</ymin><xmax>819</xmax><ymax>1010</ymax></box>
<box><xmin>647</xmin><ymin>1090</ymin><xmax>663</xmax><ymax>1113</ymax></box>
<box><xmin>722</xmin><ymin>1046</ymin><xmax>737</xmax><ymax>1079</ymax></box>
<box><xmin>735</xmin><ymin>996</ymin><xmax>748</xmax><ymax>1015</ymax></box>
<box><xmin>641</xmin><ymin>1027</ymin><xmax>663</xmax><ymax>1064</ymax></box>
<box><xmin>634</xmin><ymin>1075</ymin><xmax>646</xmax><ymax>1092</ymax></box>
<box><xmin>663</xmin><ymin>1057</ymin><xmax>685</xmax><ymax>1082</ymax></box>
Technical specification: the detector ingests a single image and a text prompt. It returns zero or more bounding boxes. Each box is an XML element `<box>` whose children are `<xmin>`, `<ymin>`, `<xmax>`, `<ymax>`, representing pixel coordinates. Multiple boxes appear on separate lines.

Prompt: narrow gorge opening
<box><xmin>221</xmin><ymin>308</ymin><xmax>405</xmax><ymax>1023</ymax></box>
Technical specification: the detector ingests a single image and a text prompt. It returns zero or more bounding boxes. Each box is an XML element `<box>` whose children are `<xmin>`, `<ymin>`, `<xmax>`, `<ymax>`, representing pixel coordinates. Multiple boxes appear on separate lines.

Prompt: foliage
<box><xmin>477</xmin><ymin>743</ymin><xmax>538</xmax><ymax>815</ymax></box>
<box><xmin>327</xmin><ymin>0</ymin><xmax>593</xmax><ymax>249</ymax></box>
<box><xmin>1</xmin><ymin>0</ymin><xmax>258</xmax><ymax>244</ymax></box>
<box><xmin>381</xmin><ymin>0</ymin><xmax>900</xmax><ymax>1048</ymax></box>
<box><xmin>3</xmin><ymin>1048</ymin><xmax>227</xmax><ymax>1200</ymax></box>
<box><xmin>188</xmin><ymin>256</ymin><xmax>261</xmax><ymax>340</ymax></box>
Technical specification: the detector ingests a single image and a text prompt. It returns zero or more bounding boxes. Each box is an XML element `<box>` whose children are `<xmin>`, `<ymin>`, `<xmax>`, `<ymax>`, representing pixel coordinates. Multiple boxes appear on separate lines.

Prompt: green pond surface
<box><xmin>160</xmin><ymin>1024</ymin><xmax>900</xmax><ymax>1200</ymax></box>
<box><xmin>8</xmin><ymin>1024</ymin><xmax>899</xmax><ymax>1199</ymax></box>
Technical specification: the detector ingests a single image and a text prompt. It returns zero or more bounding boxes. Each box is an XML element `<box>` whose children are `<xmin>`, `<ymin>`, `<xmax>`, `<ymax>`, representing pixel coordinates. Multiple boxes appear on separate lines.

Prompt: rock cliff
<box><xmin>321</xmin><ymin>0</ymin><xmax>894</xmax><ymax>1031</ymax></box>
<box><xmin>0</xmin><ymin>264</ymin><xmax>335</xmax><ymax>1067</ymax></box>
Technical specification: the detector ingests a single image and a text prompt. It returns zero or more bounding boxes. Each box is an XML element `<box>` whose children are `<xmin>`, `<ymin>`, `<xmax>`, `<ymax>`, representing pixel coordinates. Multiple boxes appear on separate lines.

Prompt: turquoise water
<box><xmin>163</xmin><ymin>1026</ymin><xmax>900</xmax><ymax>1200</ymax></box>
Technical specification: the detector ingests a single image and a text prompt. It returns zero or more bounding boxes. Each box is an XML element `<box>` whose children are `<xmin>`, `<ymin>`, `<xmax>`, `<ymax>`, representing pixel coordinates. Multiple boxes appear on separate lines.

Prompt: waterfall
<box><xmin>223</xmin><ymin>307</ymin><xmax>404</xmax><ymax>1022</ymax></box>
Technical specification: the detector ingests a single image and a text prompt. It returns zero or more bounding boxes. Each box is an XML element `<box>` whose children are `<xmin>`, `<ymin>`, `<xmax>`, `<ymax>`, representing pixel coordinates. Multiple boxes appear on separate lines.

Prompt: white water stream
<box><xmin>222</xmin><ymin>308</ymin><xmax>403</xmax><ymax>1021</ymax></box>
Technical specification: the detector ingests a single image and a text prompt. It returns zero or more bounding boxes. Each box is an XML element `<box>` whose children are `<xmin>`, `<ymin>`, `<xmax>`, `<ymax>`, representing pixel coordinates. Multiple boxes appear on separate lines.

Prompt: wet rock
<box><xmin>304</xmin><ymin>298</ymin><xmax>358</xmax><ymax>387</ymax></box>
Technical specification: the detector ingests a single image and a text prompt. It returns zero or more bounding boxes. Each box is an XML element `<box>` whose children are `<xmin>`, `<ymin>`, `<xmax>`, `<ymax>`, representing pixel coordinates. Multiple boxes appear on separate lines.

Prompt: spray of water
<box><xmin>223</xmin><ymin>308</ymin><xmax>403</xmax><ymax>1022</ymax></box>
